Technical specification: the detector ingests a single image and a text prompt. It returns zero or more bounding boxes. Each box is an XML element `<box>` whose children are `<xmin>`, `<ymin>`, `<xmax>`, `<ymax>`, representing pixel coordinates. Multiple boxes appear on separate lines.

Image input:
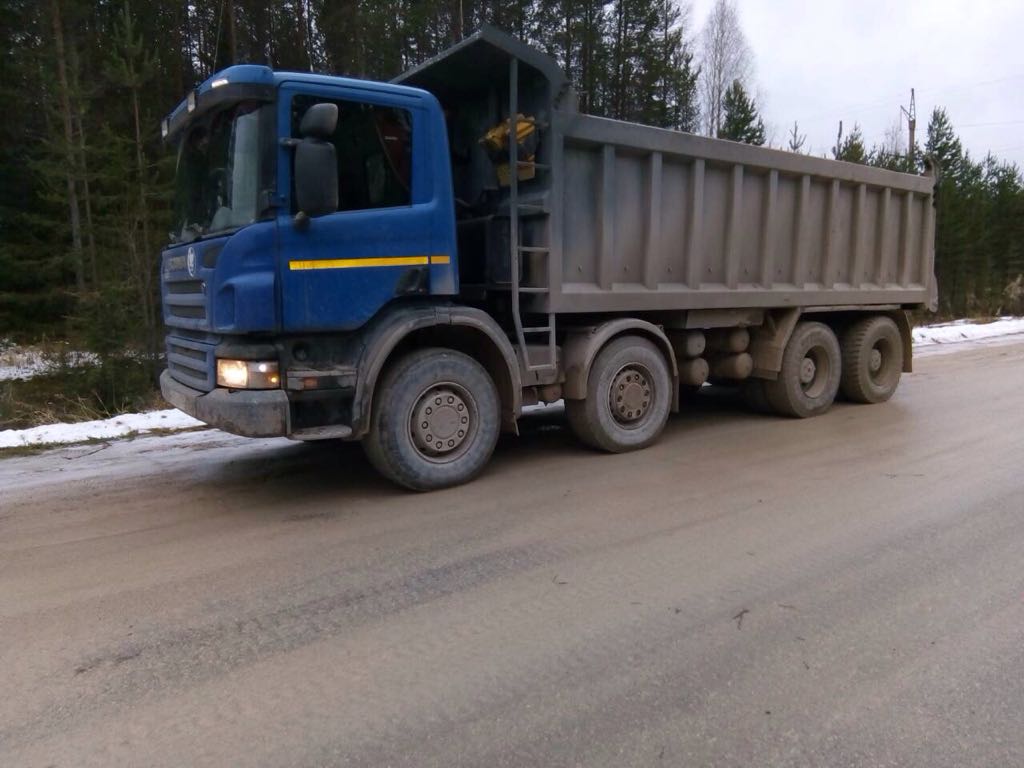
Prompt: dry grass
<box><xmin>0</xmin><ymin>359</ymin><xmax>161</xmax><ymax>431</ymax></box>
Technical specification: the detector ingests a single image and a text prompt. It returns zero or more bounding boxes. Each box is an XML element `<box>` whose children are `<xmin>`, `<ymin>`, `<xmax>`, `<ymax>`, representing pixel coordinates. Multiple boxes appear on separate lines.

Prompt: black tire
<box><xmin>565</xmin><ymin>335</ymin><xmax>672</xmax><ymax>452</ymax></box>
<box><xmin>763</xmin><ymin>321</ymin><xmax>841</xmax><ymax>418</ymax></box>
<box><xmin>362</xmin><ymin>348</ymin><xmax>500</xmax><ymax>491</ymax></box>
<box><xmin>741</xmin><ymin>378</ymin><xmax>773</xmax><ymax>414</ymax></box>
<box><xmin>840</xmin><ymin>315</ymin><xmax>903</xmax><ymax>404</ymax></box>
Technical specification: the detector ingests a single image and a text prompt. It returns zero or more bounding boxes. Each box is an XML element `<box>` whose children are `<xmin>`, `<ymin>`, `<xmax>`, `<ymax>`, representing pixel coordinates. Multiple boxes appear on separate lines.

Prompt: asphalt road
<box><xmin>2</xmin><ymin>340</ymin><xmax>1023</xmax><ymax>767</ymax></box>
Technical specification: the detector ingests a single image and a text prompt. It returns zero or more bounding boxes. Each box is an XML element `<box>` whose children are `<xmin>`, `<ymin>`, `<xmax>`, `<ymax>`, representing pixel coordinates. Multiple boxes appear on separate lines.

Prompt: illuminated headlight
<box><xmin>187</xmin><ymin>91</ymin><xmax>197</xmax><ymax>113</ymax></box>
<box><xmin>216</xmin><ymin>359</ymin><xmax>280</xmax><ymax>389</ymax></box>
<box><xmin>161</xmin><ymin>118</ymin><xmax>169</xmax><ymax>139</ymax></box>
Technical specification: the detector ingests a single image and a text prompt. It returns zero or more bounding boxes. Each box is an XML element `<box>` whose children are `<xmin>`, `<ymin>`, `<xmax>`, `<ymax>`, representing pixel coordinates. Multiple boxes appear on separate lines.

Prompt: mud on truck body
<box><xmin>159</xmin><ymin>25</ymin><xmax>937</xmax><ymax>490</ymax></box>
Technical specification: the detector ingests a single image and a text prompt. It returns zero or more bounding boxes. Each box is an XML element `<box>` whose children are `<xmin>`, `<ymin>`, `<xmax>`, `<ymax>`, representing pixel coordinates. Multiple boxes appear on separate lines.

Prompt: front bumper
<box><xmin>160</xmin><ymin>369</ymin><xmax>290</xmax><ymax>437</ymax></box>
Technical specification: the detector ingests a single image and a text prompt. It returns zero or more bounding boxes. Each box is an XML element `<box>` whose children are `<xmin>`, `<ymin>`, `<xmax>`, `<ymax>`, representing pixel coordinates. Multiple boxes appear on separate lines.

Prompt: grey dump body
<box><xmin>397</xmin><ymin>26</ymin><xmax>938</xmax><ymax>316</ymax></box>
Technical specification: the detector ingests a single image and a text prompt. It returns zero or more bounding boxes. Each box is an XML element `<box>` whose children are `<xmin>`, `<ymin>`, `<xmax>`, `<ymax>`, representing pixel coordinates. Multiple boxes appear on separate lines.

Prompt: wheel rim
<box><xmin>410</xmin><ymin>382</ymin><xmax>476</xmax><ymax>463</ymax></box>
<box><xmin>800</xmin><ymin>345</ymin><xmax>832</xmax><ymax>399</ymax></box>
<box><xmin>608</xmin><ymin>364</ymin><xmax>654</xmax><ymax>427</ymax></box>
<box><xmin>868</xmin><ymin>337</ymin><xmax>894</xmax><ymax>386</ymax></box>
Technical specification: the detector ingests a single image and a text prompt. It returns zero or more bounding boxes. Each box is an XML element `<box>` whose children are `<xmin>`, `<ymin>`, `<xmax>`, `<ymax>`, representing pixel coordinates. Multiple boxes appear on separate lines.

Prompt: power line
<box><xmin>791</xmin><ymin>73</ymin><xmax>1024</xmax><ymax>125</ymax></box>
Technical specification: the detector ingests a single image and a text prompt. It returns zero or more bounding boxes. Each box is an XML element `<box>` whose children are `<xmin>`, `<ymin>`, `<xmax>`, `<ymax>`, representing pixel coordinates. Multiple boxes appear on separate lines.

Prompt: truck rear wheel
<box><xmin>363</xmin><ymin>348</ymin><xmax>500</xmax><ymax>491</ymax></box>
<box><xmin>566</xmin><ymin>335</ymin><xmax>671</xmax><ymax>452</ymax></box>
<box><xmin>764</xmin><ymin>321</ymin><xmax>841</xmax><ymax>418</ymax></box>
<box><xmin>840</xmin><ymin>315</ymin><xmax>903</xmax><ymax>403</ymax></box>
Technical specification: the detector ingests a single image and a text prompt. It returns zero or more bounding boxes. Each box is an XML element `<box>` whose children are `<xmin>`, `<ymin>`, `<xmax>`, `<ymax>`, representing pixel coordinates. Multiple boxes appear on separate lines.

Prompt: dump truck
<box><xmin>159</xmin><ymin>25</ymin><xmax>937</xmax><ymax>490</ymax></box>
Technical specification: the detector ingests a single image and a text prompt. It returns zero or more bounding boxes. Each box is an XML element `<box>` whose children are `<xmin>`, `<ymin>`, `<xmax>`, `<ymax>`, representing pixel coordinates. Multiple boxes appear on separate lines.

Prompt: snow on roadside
<box><xmin>0</xmin><ymin>409</ymin><xmax>204</xmax><ymax>449</ymax></box>
<box><xmin>2</xmin><ymin>317</ymin><xmax>1022</xmax><ymax>451</ymax></box>
<box><xmin>0</xmin><ymin>341</ymin><xmax>99</xmax><ymax>382</ymax></box>
<box><xmin>911</xmin><ymin>316</ymin><xmax>1024</xmax><ymax>347</ymax></box>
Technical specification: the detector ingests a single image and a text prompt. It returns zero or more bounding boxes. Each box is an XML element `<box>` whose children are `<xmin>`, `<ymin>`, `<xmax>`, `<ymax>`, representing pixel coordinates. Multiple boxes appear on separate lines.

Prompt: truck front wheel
<box><xmin>763</xmin><ymin>321</ymin><xmax>841</xmax><ymax>418</ymax></box>
<box><xmin>566</xmin><ymin>335</ymin><xmax>672</xmax><ymax>452</ymax></box>
<box><xmin>363</xmin><ymin>348</ymin><xmax>500</xmax><ymax>491</ymax></box>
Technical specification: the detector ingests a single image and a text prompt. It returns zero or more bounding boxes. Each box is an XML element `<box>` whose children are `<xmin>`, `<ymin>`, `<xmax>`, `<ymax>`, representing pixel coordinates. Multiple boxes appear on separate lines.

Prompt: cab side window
<box><xmin>291</xmin><ymin>95</ymin><xmax>412</xmax><ymax>212</ymax></box>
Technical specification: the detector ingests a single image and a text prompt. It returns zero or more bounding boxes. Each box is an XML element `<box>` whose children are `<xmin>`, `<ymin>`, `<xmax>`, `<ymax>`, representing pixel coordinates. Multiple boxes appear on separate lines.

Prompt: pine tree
<box><xmin>787</xmin><ymin>121</ymin><xmax>806</xmax><ymax>153</ymax></box>
<box><xmin>718</xmin><ymin>79</ymin><xmax>764</xmax><ymax>145</ymax></box>
<box><xmin>925</xmin><ymin>108</ymin><xmax>987</xmax><ymax>315</ymax></box>
<box><xmin>834</xmin><ymin>123</ymin><xmax>868</xmax><ymax>164</ymax></box>
<box><xmin>654</xmin><ymin>0</ymin><xmax>700</xmax><ymax>132</ymax></box>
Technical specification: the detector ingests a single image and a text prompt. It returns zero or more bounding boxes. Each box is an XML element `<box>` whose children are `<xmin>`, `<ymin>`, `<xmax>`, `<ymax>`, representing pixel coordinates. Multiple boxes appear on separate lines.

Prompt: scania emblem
<box><xmin>186</xmin><ymin>246</ymin><xmax>197</xmax><ymax>277</ymax></box>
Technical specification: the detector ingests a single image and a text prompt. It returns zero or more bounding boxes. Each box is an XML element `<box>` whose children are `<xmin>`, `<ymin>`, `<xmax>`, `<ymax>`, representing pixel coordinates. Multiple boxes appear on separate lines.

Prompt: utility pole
<box><xmin>901</xmin><ymin>88</ymin><xmax>916</xmax><ymax>167</ymax></box>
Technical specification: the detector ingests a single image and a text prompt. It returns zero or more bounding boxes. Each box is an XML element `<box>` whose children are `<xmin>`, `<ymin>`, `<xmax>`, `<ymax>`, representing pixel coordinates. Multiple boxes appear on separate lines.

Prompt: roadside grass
<box><xmin>0</xmin><ymin>358</ymin><xmax>162</xmax><ymax>431</ymax></box>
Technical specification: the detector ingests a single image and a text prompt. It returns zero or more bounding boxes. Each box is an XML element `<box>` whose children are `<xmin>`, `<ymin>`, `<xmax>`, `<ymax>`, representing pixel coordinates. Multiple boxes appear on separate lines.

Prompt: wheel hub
<box><xmin>610</xmin><ymin>367</ymin><xmax>651</xmax><ymax>423</ymax></box>
<box><xmin>799</xmin><ymin>356</ymin><xmax>817</xmax><ymax>385</ymax></box>
<box><xmin>869</xmin><ymin>347</ymin><xmax>883</xmax><ymax>373</ymax></box>
<box><xmin>411</xmin><ymin>386</ymin><xmax>470</xmax><ymax>457</ymax></box>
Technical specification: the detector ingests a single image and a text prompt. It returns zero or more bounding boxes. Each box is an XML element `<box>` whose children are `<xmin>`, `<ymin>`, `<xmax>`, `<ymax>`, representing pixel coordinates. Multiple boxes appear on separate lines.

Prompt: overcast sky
<box><xmin>688</xmin><ymin>0</ymin><xmax>1024</xmax><ymax>168</ymax></box>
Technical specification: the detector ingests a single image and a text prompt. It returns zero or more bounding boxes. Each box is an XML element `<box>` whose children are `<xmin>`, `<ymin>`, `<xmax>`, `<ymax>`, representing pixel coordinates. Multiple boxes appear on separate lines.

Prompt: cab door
<box><xmin>276</xmin><ymin>82</ymin><xmax>456</xmax><ymax>332</ymax></box>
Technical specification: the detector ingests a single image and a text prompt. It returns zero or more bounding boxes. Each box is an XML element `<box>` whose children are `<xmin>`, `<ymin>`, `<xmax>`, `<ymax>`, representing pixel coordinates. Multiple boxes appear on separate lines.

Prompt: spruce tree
<box><xmin>834</xmin><ymin>123</ymin><xmax>868</xmax><ymax>164</ymax></box>
<box><xmin>787</xmin><ymin>121</ymin><xmax>806</xmax><ymax>153</ymax></box>
<box><xmin>655</xmin><ymin>0</ymin><xmax>700</xmax><ymax>132</ymax></box>
<box><xmin>717</xmin><ymin>79</ymin><xmax>764</xmax><ymax>145</ymax></box>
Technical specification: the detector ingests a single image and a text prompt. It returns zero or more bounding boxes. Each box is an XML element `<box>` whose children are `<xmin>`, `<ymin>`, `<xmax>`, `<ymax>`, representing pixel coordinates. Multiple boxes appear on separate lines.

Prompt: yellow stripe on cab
<box><xmin>289</xmin><ymin>254</ymin><xmax>450</xmax><ymax>271</ymax></box>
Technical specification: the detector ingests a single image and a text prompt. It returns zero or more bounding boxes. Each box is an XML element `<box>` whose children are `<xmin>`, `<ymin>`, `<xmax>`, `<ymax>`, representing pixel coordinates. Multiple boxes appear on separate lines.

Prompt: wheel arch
<box><xmin>562</xmin><ymin>318</ymin><xmax>680</xmax><ymax>412</ymax></box>
<box><xmin>885</xmin><ymin>310</ymin><xmax>914</xmax><ymax>373</ymax></box>
<box><xmin>352</xmin><ymin>304</ymin><xmax>522</xmax><ymax>438</ymax></box>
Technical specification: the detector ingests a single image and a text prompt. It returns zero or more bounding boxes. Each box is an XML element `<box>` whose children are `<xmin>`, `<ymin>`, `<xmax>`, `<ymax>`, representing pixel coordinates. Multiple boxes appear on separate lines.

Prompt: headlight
<box><xmin>216</xmin><ymin>359</ymin><xmax>280</xmax><ymax>389</ymax></box>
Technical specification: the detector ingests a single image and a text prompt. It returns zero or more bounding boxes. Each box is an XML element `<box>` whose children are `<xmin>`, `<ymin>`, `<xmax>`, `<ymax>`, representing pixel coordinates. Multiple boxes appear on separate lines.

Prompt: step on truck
<box><xmin>159</xmin><ymin>25</ymin><xmax>938</xmax><ymax>490</ymax></box>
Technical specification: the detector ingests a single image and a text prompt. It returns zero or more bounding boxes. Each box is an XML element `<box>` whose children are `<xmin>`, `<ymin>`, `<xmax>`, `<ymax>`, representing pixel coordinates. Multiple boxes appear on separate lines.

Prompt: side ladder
<box><xmin>508</xmin><ymin>57</ymin><xmax>557</xmax><ymax>375</ymax></box>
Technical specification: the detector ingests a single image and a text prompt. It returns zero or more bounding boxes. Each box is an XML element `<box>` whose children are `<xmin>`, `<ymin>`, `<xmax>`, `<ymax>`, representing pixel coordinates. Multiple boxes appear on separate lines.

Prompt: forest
<box><xmin>1</xmin><ymin>1</ymin><xmax>1022</xmax><ymax>423</ymax></box>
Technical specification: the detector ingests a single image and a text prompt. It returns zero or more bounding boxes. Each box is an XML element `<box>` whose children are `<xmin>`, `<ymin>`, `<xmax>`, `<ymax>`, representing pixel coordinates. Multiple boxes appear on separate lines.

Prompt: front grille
<box><xmin>166</xmin><ymin>280</ymin><xmax>204</xmax><ymax>295</ymax></box>
<box><xmin>166</xmin><ymin>334</ymin><xmax>215</xmax><ymax>391</ymax></box>
<box><xmin>163</xmin><ymin>276</ymin><xmax>208</xmax><ymax>329</ymax></box>
<box><xmin>167</xmin><ymin>303</ymin><xmax>206</xmax><ymax>319</ymax></box>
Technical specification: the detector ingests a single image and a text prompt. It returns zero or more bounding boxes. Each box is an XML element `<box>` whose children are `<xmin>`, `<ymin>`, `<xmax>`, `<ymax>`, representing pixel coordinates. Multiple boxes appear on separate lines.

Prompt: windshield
<box><xmin>172</xmin><ymin>101</ymin><xmax>275</xmax><ymax>243</ymax></box>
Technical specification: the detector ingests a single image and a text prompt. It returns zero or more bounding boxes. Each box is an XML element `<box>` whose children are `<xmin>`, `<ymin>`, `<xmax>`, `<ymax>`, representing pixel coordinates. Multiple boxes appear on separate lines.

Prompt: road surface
<box><xmin>2</xmin><ymin>340</ymin><xmax>1023</xmax><ymax>767</ymax></box>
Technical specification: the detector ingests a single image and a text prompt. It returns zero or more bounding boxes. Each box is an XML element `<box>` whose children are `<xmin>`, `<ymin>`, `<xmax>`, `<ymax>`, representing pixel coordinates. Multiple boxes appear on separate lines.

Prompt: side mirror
<box><xmin>294</xmin><ymin>103</ymin><xmax>339</xmax><ymax>219</ymax></box>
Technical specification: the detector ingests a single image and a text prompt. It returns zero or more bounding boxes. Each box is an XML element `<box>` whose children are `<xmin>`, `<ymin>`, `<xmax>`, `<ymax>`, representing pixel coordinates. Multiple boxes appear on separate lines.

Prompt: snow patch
<box><xmin>0</xmin><ymin>340</ymin><xmax>99</xmax><ymax>382</ymax></box>
<box><xmin>0</xmin><ymin>409</ymin><xmax>205</xmax><ymax>449</ymax></box>
<box><xmin>912</xmin><ymin>317</ymin><xmax>1024</xmax><ymax>347</ymax></box>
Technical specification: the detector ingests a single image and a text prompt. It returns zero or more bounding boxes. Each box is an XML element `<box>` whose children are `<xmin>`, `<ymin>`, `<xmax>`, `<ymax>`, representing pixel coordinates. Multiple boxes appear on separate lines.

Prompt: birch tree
<box><xmin>698</xmin><ymin>0</ymin><xmax>752</xmax><ymax>136</ymax></box>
